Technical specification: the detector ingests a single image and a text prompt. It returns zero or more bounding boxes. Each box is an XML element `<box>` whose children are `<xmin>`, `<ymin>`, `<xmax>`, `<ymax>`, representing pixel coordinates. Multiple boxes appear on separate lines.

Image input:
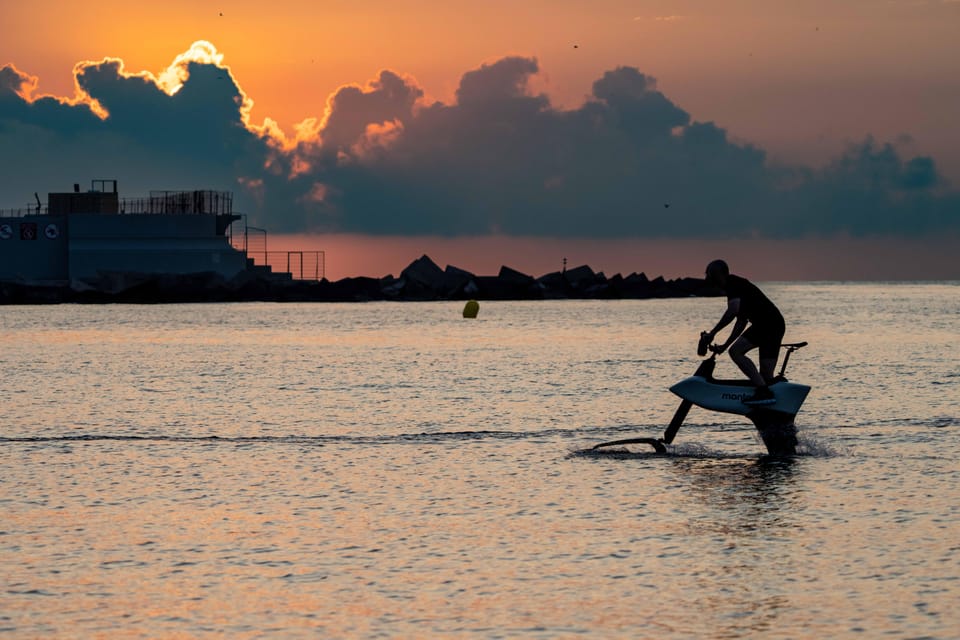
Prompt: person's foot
<box><xmin>743</xmin><ymin>386</ymin><xmax>776</xmax><ymax>405</ymax></box>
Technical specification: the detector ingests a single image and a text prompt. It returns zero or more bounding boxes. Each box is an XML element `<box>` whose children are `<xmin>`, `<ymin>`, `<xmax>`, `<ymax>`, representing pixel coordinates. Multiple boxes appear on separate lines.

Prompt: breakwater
<box><xmin>0</xmin><ymin>254</ymin><xmax>718</xmax><ymax>304</ymax></box>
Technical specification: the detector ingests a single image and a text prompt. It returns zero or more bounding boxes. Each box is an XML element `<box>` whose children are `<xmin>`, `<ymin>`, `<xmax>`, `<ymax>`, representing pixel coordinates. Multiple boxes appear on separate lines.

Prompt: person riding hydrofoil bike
<box><xmin>701</xmin><ymin>259</ymin><xmax>785</xmax><ymax>405</ymax></box>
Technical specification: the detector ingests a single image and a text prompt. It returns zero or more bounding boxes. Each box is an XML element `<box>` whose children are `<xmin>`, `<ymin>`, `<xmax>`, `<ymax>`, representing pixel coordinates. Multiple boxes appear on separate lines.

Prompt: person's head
<box><xmin>705</xmin><ymin>259</ymin><xmax>729</xmax><ymax>288</ymax></box>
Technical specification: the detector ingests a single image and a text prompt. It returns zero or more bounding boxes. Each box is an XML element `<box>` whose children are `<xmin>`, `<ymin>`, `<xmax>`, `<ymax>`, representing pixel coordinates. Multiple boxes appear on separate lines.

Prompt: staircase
<box><xmin>230</xmin><ymin>222</ymin><xmax>324</xmax><ymax>281</ymax></box>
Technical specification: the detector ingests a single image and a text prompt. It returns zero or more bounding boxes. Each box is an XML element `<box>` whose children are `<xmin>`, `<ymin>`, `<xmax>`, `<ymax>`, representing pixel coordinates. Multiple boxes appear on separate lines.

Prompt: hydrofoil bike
<box><xmin>593</xmin><ymin>342</ymin><xmax>810</xmax><ymax>456</ymax></box>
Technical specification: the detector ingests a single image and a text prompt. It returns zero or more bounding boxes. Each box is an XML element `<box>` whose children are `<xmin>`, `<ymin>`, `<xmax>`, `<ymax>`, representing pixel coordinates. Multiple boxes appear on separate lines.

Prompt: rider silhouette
<box><xmin>702</xmin><ymin>260</ymin><xmax>785</xmax><ymax>405</ymax></box>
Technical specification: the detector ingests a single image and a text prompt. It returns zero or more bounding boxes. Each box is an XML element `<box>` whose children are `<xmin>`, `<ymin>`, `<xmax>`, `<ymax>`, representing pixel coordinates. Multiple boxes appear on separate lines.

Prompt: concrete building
<box><xmin>1</xmin><ymin>180</ymin><xmax>251</xmax><ymax>283</ymax></box>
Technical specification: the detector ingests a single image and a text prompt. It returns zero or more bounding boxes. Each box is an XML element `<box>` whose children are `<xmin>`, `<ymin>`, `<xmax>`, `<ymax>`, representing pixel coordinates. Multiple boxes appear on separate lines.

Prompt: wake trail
<box><xmin>0</xmin><ymin>424</ymin><xmax>639</xmax><ymax>446</ymax></box>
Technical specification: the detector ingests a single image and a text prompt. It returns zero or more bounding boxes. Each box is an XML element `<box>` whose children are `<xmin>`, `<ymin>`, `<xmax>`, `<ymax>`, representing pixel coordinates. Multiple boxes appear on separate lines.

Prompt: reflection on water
<box><xmin>672</xmin><ymin>457</ymin><xmax>802</xmax><ymax>520</ymax></box>
<box><xmin>654</xmin><ymin>458</ymin><xmax>804</xmax><ymax>638</ymax></box>
<box><xmin>1</xmin><ymin>284</ymin><xmax>958</xmax><ymax>638</ymax></box>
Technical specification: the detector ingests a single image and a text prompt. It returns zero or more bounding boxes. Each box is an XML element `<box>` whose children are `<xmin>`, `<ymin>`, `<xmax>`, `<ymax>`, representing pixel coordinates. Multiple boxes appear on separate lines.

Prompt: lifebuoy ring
<box><xmin>44</xmin><ymin>223</ymin><xmax>59</xmax><ymax>239</ymax></box>
<box><xmin>19</xmin><ymin>223</ymin><xmax>37</xmax><ymax>240</ymax></box>
<box><xmin>0</xmin><ymin>223</ymin><xmax>12</xmax><ymax>240</ymax></box>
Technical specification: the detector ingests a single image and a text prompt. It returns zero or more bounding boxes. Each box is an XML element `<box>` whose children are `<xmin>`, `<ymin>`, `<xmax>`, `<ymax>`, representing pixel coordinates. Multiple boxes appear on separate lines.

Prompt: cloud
<box><xmin>455</xmin><ymin>56</ymin><xmax>542</xmax><ymax>106</ymax></box>
<box><xmin>0</xmin><ymin>42</ymin><xmax>271</xmax><ymax>198</ymax></box>
<box><xmin>71</xmin><ymin>44</ymin><xmax>255</xmax><ymax>155</ymax></box>
<box><xmin>0</xmin><ymin>64</ymin><xmax>36</xmax><ymax>98</ymax></box>
<box><xmin>1</xmin><ymin>43</ymin><xmax>956</xmax><ymax>240</ymax></box>
<box><xmin>0</xmin><ymin>62</ymin><xmax>103</xmax><ymax>135</ymax></box>
<box><xmin>633</xmin><ymin>15</ymin><xmax>687</xmax><ymax>22</ymax></box>
<box><xmin>780</xmin><ymin>137</ymin><xmax>955</xmax><ymax>236</ymax></box>
<box><xmin>312</xmin><ymin>69</ymin><xmax>422</xmax><ymax>156</ymax></box>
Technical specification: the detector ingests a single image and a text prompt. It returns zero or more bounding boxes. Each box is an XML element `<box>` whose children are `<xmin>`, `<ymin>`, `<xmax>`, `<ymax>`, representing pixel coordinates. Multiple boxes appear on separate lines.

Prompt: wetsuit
<box><xmin>725</xmin><ymin>274</ymin><xmax>785</xmax><ymax>359</ymax></box>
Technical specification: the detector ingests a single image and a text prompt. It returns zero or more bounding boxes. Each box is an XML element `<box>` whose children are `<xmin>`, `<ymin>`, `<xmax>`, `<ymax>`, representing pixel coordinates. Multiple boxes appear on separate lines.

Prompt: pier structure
<box><xmin>0</xmin><ymin>180</ymin><xmax>323</xmax><ymax>284</ymax></box>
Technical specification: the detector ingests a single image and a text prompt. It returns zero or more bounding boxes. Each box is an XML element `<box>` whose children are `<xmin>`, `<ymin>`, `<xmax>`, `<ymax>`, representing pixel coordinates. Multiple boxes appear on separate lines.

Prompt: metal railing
<box><xmin>3</xmin><ymin>190</ymin><xmax>234</xmax><ymax>217</ymax></box>
<box><xmin>248</xmin><ymin>251</ymin><xmax>325</xmax><ymax>281</ymax></box>
<box><xmin>0</xmin><ymin>206</ymin><xmax>45</xmax><ymax>218</ymax></box>
<box><xmin>229</xmin><ymin>223</ymin><xmax>325</xmax><ymax>281</ymax></box>
<box><xmin>122</xmin><ymin>191</ymin><xmax>233</xmax><ymax>215</ymax></box>
<box><xmin>237</xmin><ymin>225</ymin><xmax>267</xmax><ymax>257</ymax></box>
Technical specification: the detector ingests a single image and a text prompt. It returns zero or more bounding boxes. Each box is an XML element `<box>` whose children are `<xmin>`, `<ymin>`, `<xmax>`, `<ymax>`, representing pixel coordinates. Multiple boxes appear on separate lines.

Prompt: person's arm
<box><xmin>707</xmin><ymin>298</ymin><xmax>745</xmax><ymax>353</ymax></box>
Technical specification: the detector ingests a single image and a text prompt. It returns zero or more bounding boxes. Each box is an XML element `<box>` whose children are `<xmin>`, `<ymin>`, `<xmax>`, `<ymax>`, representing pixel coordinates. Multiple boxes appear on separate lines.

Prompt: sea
<box><xmin>2</xmin><ymin>282</ymin><xmax>958</xmax><ymax>639</ymax></box>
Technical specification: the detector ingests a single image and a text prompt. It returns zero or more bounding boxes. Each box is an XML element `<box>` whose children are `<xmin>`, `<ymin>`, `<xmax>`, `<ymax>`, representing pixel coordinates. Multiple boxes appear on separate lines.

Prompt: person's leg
<box><xmin>729</xmin><ymin>336</ymin><xmax>766</xmax><ymax>387</ymax></box>
<box><xmin>758</xmin><ymin>356</ymin><xmax>778</xmax><ymax>384</ymax></box>
<box><xmin>734</xmin><ymin>334</ymin><xmax>777</xmax><ymax>405</ymax></box>
<box><xmin>757</xmin><ymin>322</ymin><xmax>785</xmax><ymax>384</ymax></box>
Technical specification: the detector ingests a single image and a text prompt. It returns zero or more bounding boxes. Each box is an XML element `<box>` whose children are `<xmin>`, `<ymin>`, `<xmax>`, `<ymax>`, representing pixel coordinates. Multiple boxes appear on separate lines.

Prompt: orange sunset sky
<box><xmin>2</xmin><ymin>0</ymin><xmax>959</xmax><ymax>280</ymax></box>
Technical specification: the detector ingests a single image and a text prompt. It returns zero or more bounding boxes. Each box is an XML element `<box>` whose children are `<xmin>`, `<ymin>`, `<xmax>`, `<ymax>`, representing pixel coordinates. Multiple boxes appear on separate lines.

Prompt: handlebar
<box><xmin>698</xmin><ymin>337</ymin><xmax>807</xmax><ymax>378</ymax></box>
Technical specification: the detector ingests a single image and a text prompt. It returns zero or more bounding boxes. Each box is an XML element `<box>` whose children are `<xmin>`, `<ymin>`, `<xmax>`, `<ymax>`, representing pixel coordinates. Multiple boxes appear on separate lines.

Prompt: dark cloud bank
<box><xmin>1</xmin><ymin>49</ymin><xmax>957</xmax><ymax>240</ymax></box>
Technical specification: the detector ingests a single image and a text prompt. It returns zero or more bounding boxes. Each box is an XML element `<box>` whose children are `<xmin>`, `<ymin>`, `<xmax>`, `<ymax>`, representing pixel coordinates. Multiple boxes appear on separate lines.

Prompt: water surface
<box><xmin>2</xmin><ymin>283</ymin><xmax>958</xmax><ymax>637</ymax></box>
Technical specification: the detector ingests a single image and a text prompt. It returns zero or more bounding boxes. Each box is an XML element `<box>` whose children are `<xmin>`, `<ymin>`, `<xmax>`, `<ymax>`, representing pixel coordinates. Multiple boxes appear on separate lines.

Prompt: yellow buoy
<box><xmin>463</xmin><ymin>299</ymin><xmax>479</xmax><ymax>318</ymax></box>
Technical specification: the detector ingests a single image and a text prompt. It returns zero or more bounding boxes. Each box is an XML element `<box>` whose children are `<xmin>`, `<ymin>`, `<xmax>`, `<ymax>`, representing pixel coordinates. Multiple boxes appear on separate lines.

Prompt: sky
<box><xmin>2</xmin><ymin>0</ymin><xmax>958</xmax><ymax>280</ymax></box>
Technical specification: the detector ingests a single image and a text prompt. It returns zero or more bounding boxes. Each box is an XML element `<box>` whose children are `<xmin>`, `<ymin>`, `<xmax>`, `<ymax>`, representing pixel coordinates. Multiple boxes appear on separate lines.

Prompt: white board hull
<box><xmin>669</xmin><ymin>376</ymin><xmax>811</xmax><ymax>417</ymax></box>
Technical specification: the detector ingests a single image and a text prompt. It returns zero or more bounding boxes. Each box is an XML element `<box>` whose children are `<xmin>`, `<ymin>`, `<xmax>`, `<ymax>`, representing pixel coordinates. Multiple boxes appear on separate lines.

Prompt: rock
<box><xmin>441</xmin><ymin>265</ymin><xmax>477</xmax><ymax>298</ymax></box>
<box><xmin>535</xmin><ymin>271</ymin><xmax>573</xmax><ymax>299</ymax></box>
<box><xmin>400</xmin><ymin>255</ymin><xmax>445</xmax><ymax>289</ymax></box>
<box><xmin>394</xmin><ymin>255</ymin><xmax>448</xmax><ymax>299</ymax></box>
<box><xmin>497</xmin><ymin>265</ymin><xmax>535</xmax><ymax>287</ymax></box>
<box><xmin>320</xmin><ymin>276</ymin><xmax>384</xmax><ymax>301</ymax></box>
<box><xmin>619</xmin><ymin>272</ymin><xmax>654</xmax><ymax>297</ymax></box>
<box><xmin>563</xmin><ymin>265</ymin><xmax>596</xmax><ymax>290</ymax></box>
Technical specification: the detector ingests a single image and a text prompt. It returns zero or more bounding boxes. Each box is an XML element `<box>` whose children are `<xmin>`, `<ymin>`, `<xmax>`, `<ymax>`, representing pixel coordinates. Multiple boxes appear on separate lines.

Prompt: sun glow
<box><xmin>60</xmin><ymin>40</ymin><xmax>264</xmax><ymax>134</ymax></box>
<box><xmin>156</xmin><ymin>40</ymin><xmax>225</xmax><ymax>95</ymax></box>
